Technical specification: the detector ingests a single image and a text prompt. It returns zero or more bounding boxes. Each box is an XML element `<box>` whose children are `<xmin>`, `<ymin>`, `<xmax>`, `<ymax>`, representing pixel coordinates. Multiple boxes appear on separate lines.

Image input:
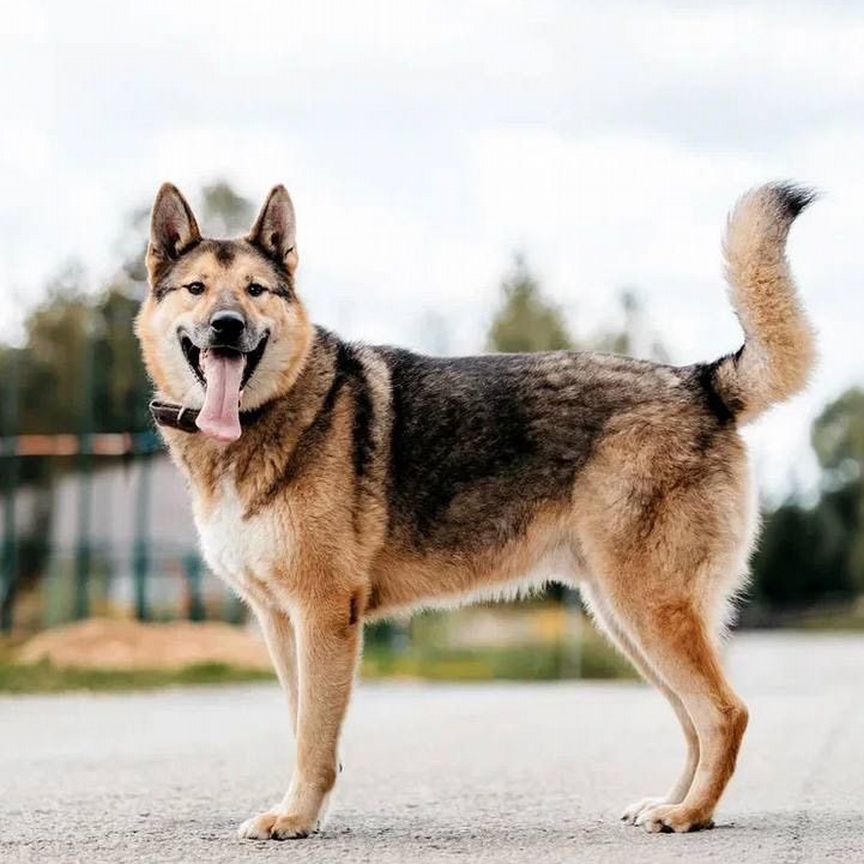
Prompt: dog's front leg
<box><xmin>239</xmin><ymin>597</ymin><xmax>362</xmax><ymax>840</ymax></box>
<box><xmin>251</xmin><ymin>602</ymin><xmax>299</xmax><ymax>735</ymax></box>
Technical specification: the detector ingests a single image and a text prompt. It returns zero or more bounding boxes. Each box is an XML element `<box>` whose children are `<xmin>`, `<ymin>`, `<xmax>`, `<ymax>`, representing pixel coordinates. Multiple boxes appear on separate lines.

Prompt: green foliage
<box><xmin>0</xmin><ymin>658</ymin><xmax>275</xmax><ymax>694</ymax></box>
<box><xmin>812</xmin><ymin>387</ymin><xmax>864</xmax><ymax>478</ymax></box>
<box><xmin>752</xmin><ymin>386</ymin><xmax>864</xmax><ymax>609</ymax></box>
<box><xmin>200</xmin><ymin>181</ymin><xmax>256</xmax><ymax>236</ymax></box>
<box><xmin>487</xmin><ymin>256</ymin><xmax>573</xmax><ymax>353</ymax></box>
<box><xmin>0</xmin><ymin>646</ymin><xmax>635</xmax><ymax>692</ymax></box>
<box><xmin>486</xmin><ymin>259</ymin><xmax>667</xmax><ymax>362</ymax></box>
<box><xmin>12</xmin><ymin>280</ymin><xmax>150</xmax><ymax>436</ymax></box>
<box><xmin>751</xmin><ymin>483</ymin><xmax>861</xmax><ymax>608</ymax></box>
<box><xmin>361</xmin><ymin>638</ymin><xmax>636</xmax><ymax>681</ymax></box>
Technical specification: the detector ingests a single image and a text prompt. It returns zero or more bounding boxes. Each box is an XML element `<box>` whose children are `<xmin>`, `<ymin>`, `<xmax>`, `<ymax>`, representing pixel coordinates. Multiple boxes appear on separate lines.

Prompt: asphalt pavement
<box><xmin>2</xmin><ymin>632</ymin><xmax>863</xmax><ymax>863</ymax></box>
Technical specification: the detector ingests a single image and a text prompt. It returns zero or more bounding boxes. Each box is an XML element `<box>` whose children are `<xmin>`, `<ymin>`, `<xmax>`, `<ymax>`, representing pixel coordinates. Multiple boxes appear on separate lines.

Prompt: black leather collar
<box><xmin>149</xmin><ymin>400</ymin><xmax>202</xmax><ymax>433</ymax></box>
<box><xmin>149</xmin><ymin>399</ymin><xmax>271</xmax><ymax>434</ymax></box>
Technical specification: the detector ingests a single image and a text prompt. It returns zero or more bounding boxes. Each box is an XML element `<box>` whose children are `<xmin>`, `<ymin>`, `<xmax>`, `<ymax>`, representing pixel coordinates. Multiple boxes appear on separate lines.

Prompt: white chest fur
<box><xmin>193</xmin><ymin>478</ymin><xmax>293</xmax><ymax>596</ymax></box>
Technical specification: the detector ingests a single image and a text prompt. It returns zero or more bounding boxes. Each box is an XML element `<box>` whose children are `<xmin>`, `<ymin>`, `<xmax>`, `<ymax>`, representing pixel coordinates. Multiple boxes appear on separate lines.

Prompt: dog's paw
<box><xmin>621</xmin><ymin>796</ymin><xmax>667</xmax><ymax>825</ymax></box>
<box><xmin>238</xmin><ymin>810</ymin><xmax>318</xmax><ymax>841</ymax></box>
<box><xmin>635</xmin><ymin>803</ymin><xmax>714</xmax><ymax>834</ymax></box>
<box><xmin>238</xmin><ymin>810</ymin><xmax>279</xmax><ymax>840</ymax></box>
<box><xmin>270</xmin><ymin>813</ymin><xmax>318</xmax><ymax>840</ymax></box>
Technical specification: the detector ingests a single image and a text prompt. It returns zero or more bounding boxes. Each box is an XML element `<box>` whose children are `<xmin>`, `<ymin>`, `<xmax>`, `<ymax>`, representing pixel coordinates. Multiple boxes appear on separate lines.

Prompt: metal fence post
<box><xmin>184</xmin><ymin>553</ymin><xmax>204</xmax><ymax>622</ymax></box>
<box><xmin>133</xmin><ymin>449</ymin><xmax>152</xmax><ymax>621</ymax></box>
<box><xmin>1</xmin><ymin>349</ymin><xmax>19</xmax><ymax>633</ymax></box>
<box><xmin>74</xmin><ymin>331</ymin><xmax>95</xmax><ymax>619</ymax></box>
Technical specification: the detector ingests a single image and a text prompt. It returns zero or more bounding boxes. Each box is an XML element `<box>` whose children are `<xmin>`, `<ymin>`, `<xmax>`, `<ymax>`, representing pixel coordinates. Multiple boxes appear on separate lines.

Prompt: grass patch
<box><xmin>0</xmin><ymin>643</ymin><xmax>635</xmax><ymax>694</ymax></box>
<box><xmin>0</xmin><ymin>625</ymin><xmax>637</xmax><ymax>693</ymax></box>
<box><xmin>0</xmin><ymin>644</ymin><xmax>635</xmax><ymax>694</ymax></box>
<box><xmin>362</xmin><ymin>641</ymin><xmax>636</xmax><ymax>682</ymax></box>
<box><xmin>792</xmin><ymin>611</ymin><xmax>864</xmax><ymax>631</ymax></box>
<box><xmin>0</xmin><ymin>660</ymin><xmax>276</xmax><ymax>694</ymax></box>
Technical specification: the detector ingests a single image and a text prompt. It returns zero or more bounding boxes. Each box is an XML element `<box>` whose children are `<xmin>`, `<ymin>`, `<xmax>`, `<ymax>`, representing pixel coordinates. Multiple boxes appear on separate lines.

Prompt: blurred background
<box><xmin>2</xmin><ymin>1</ymin><xmax>864</xmax><ymax>689</ymax></box>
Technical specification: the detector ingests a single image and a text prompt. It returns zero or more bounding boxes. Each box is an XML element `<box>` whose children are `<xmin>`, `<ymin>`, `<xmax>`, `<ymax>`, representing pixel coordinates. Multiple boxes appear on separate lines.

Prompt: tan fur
<box><xmin>716</xmin><ymin>185</ymin><xmax>817</xmax><ymax>424</ymax></box>
<box><xmin>136</xmin><ymin>182</ymin><xmax>814</xmax><ymax>840</ymax></box>
<box><xmin>571</xmin><ymin>403</ymin><xmax>753</xmax><ymax>830</ymax></box>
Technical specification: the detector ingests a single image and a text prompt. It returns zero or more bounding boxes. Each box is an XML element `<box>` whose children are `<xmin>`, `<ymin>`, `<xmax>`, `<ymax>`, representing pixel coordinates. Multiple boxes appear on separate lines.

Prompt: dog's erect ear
<box><xmin>248</xmin><ymin>185</ymin><xmax>298</xmax><ymax>273</ymax></box>
<box><xmin>148</xmin><ymin>183</ymin><xmax>201</xmax><ymax>269</ymax></box>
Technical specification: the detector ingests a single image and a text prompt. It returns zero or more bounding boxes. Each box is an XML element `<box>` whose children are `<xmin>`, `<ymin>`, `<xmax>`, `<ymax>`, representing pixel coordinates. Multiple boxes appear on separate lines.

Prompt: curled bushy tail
<box><xmin>712</xmin><ymin>182</ymin><xmax>817</xmax><ymax>424</ymax></box>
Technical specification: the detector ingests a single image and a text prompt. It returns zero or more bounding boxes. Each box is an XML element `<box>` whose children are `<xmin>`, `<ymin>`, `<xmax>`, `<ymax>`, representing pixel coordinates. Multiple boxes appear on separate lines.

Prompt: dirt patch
<box><xmin>16</xmin><ymin>618</ymin><xmax>271</xmax><ymax>671</ymax></box>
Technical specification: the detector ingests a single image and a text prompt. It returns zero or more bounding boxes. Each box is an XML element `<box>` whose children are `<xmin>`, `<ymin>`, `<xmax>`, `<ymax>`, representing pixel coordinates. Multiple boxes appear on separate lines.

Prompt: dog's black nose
<box><xmin>209</xmin><ymin>310</ymin><xmax>246</xmax><ymax>344</ymax></box>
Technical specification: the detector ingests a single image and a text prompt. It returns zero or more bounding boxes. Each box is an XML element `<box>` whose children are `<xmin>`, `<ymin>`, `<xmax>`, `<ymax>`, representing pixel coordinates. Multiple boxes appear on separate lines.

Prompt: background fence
<box><xmin>0</xmin><ymin>426</ymin><xmax>245</xmax><ymax>634</ymax></box>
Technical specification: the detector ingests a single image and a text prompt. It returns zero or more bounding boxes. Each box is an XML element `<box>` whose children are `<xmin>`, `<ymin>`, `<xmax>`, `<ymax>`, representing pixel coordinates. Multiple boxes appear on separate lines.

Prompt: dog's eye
<box><xmin>247</xmin><ymin>282</ymin><xmax>266</xmax><ymax>298</ymax></box>
<box><xmin>186</xmin><ymin>282</ymin><xmax>206</xmax><ymax>296</ymax></box>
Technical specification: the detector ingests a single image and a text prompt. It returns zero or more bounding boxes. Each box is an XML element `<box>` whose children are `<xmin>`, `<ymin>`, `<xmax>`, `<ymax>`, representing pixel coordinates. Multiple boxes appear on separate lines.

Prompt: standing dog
<box><xmin>136</xmin><ymin>181</ymin><xmax>815</xmax><ymax>837</ymax></box>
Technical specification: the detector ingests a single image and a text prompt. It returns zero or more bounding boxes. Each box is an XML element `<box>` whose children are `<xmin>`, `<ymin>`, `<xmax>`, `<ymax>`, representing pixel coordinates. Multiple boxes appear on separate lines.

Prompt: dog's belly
<box><xmin>193</xmin><ymin>479</ymin><xmax>293</xmax><ymax>606</ymax></box>
<box><xmin>366</xmin><ymin>519</ymin><xmax>582</xmax><ymax>618</ymax></box>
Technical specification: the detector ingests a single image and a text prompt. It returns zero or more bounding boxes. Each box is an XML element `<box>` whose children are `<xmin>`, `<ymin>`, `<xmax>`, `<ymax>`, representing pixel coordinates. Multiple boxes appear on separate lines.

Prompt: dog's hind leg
<box><xmin>579</xmin><ymin>584</ymin><xmax>699</xmax><ymax>824</ymax></box>
<box><xmin>588</xmin><ymin>570</ymin><xmax>748</xmax><ymax>833</ymax></box>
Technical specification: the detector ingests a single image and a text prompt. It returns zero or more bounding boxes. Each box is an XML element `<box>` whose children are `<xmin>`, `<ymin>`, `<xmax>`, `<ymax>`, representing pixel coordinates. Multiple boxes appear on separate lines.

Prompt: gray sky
<box><xmin>2</xmin><ymin>0</ymin><xmax>863</xmax><ymax>499</ymax></box>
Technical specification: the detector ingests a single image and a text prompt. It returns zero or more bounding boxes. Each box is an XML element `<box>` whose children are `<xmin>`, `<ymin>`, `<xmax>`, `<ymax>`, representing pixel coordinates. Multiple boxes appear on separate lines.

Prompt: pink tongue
<box><xmin>196</xmin><ymin>351</ymin><xmax>245</xmax><ymax>442</ymax></box>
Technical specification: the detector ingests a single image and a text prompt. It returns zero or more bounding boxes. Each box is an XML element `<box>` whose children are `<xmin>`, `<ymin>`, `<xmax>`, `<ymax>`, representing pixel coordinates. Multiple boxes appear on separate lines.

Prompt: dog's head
<box><xmin>136</xmin><ymin>183</ymin><xmax>312</xmax><ymax>442</ymax></box>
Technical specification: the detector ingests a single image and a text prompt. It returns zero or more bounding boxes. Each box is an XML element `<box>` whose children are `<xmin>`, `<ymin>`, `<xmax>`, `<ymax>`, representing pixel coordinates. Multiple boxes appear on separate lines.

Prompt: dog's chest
<box><xmin>192</xmin><ymin>479</ymin><xmax>292</xmax><ymax>594</ymax></box>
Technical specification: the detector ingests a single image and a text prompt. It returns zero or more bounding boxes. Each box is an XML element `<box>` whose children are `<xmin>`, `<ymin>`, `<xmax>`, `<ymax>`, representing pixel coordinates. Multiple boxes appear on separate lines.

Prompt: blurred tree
<box><xmin>200</xmin><ymin>181</ymin><xmax>256</xmax><ymax>236</ymax></box>
<box><xmin>11</xmin><ymin>268</ymin><xmax>151</xmax><ymax>436</ymax></box>
<box><xmin>812</xmin><ymin>387</ymin><xmax>864</xmax><ymax>592</ymax></box>
<box><xmin>812</xmin><ymin>387</ymin><xmax>864</xmax><ymax>482</ymax></box>
<box><xmin>486</xmin><ymin>260</ymin><xmax>667</xmax><ymax>361</ymax></box>
<box><xmin>17</xmin><ymin>263</ymin><xmax>92</xmax><ymax>434</ymax></box>
<box><xmin>751</xmin><ymin>387</ymin><xmax>864</xmax><ymax>611</ymax></box>
<box><xmin>751</xmin><ymin>485</ymin><xmax>858</xmax><ymax>609</ymax></box>
<box><xmin>487</xmin><ymin>256</ymin><xmax>572</xmax><ymax>353</ymax></box>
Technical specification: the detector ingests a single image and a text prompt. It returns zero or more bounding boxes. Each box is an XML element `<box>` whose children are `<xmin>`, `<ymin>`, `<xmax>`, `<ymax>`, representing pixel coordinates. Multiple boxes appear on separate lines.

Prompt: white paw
<box><xmin>635</xmin><ymin>803</ymin><xmax>714</xmax><ymax>834</ymax></box>
<box><xmin>238</xmin><ymin>810</ymin><xmax>279</xmax><ymax>840</ymax></box>
<box><xmin>238</xmin><ymin>809</ymin><xmax>318</xmax><ymax>841</ymax></box>
<box><xmin>621</xmin><ymin>796</ymin><xmax>667</xmax><ymax>825</ymax></box>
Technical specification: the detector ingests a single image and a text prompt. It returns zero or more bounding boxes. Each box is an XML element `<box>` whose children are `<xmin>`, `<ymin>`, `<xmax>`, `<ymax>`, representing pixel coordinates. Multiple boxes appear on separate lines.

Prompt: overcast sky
<box><xmin>2</xmin><ymin>0</ymin><xmax>863</xmax><ymax>499</ymax></box>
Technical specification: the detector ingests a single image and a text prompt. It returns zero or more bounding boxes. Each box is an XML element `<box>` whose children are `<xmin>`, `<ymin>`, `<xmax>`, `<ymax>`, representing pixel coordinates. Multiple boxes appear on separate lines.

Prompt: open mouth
<box><xmin>180</xmin><ymin>332</ymin><xmax>269</xmax><ymax>391</ymax></box>
<box><xmin>177</xmin><ymin>331</ymin><xmax>269</xmax><ymax>443</ymax></box>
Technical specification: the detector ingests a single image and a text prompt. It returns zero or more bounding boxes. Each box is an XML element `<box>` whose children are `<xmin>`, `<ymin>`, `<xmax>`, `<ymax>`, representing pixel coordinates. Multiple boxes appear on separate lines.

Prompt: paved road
<box><xmin>2</xmin><ymin>632</ymin><xmax>863</xmax><ymax>863</ymax></box>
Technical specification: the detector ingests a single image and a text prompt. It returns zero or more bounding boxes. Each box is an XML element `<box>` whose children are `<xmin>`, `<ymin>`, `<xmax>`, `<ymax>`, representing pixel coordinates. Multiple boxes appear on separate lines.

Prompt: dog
<box><xmin>136</xmin><ymin>180</ymin><xmax>815</xmax><ymax>838</ymax></box>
